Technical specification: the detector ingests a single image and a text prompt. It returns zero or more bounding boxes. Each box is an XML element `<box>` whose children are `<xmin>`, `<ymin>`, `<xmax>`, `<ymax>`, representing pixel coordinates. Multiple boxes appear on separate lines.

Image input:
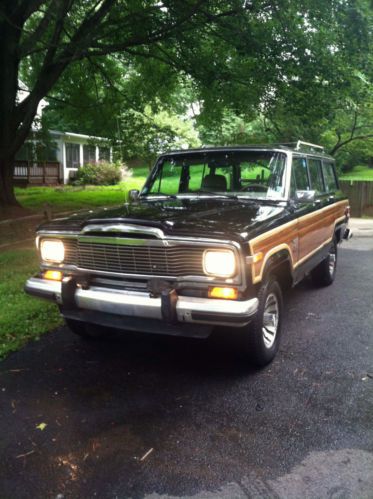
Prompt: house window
<box><xmin>65</xmin><ymin>143</ymin><xmax>80</xmax><ymax>168</ymax></box>
<box><xmin>83</xmin><ymin>144</ymin><xmax>96</xmax><ymax>164</ymax></box>
<box><xmin>99</xmin><ymin>147</ymin><xmax>110</xmax><ymax>162</ymax></box>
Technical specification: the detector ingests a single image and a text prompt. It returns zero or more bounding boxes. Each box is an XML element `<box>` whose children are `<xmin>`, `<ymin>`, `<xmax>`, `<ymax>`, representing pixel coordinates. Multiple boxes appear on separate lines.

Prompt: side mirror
<box><xmin>128</xmin><ymin>189</ymin><xmax>139</xmax><ymax>203</ymax></box>
<box><xmin>295</xmin><ymin>190</ymin><xmax>316</xmax><ymax>203</ymax></box>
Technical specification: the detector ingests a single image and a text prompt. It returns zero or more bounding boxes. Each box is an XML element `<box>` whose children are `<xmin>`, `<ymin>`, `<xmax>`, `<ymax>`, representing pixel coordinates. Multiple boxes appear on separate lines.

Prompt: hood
<box><xmin>39</xmin><ymin>197</ymin><xmax>290</xmax><ymax>242</ymax></box>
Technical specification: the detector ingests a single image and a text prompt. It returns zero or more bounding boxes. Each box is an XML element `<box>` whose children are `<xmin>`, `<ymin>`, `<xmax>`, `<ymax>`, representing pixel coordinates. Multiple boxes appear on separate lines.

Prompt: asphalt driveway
<box><xmin>0</xmin><ymin>237</ymin><xmax>372</xmax><ymax>499</ymax></box>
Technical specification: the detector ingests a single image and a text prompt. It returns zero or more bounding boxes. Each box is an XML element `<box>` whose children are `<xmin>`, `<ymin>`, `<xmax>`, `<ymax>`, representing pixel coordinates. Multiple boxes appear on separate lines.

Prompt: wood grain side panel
<box><xmin>298</xmin><ymin>201</ymin><xmax>348</xmax><ymax>261</ymax></box>
<box><xmin>249</xmin><ymin>200</ymin><xmax>348</xmax><ymax>284</ymax></box>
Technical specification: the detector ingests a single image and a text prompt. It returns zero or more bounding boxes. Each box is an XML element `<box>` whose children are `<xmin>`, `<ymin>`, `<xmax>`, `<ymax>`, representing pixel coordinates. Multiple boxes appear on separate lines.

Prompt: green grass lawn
<box><xmin>0</xmin><ymin>249</ymin><xmax>63</xmax><ymax>358</ymax></box>
<box><xmin>340</xmin><ymin>165</ymin><xmax>373</xmax><ymax>181</ymax></box>
<box><xmin>15</xmin><ymin>167</ymin><xmax>149</xmax><ymax>213</ymax></box>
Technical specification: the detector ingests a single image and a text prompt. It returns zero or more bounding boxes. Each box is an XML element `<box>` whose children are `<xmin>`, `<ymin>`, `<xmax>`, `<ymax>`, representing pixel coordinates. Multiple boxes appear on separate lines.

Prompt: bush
<box><xmin>73</xmin><ymin>161</ymin><xmax>132</xmax><ymax>186</ymax></box>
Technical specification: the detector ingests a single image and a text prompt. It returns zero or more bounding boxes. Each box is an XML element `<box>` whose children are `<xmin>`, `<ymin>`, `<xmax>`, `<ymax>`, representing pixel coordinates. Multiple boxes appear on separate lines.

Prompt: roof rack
<box><xmin>295</xmin><ymin>141</ymin><xmax>324</xmax><ymax>153</ymax></box>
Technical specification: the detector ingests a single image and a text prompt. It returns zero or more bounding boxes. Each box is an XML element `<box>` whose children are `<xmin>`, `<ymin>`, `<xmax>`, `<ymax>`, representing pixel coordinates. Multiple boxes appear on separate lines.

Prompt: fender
<box><xmin>257</xmin><ymin>248</ymin><xmax>294</xmax><ymax>287</ymax></box>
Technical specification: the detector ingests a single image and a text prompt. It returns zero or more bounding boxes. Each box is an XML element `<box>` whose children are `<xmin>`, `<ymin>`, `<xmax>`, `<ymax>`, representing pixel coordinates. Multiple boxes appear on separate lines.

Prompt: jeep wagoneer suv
<box><xmin>25</xmin><ymin>141</ymin><xmax>351</xmax><ymax>366</ymax></box>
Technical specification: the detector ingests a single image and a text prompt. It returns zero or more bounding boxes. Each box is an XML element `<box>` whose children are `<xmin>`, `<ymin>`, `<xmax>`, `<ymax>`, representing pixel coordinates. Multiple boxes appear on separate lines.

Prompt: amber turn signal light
<box><xmin>208</xmin><ymin>286</ymin><xmax>238</xmax><ymax>300</ymax></box>
<box><xmin>43</xmin><ymin>270</ymin><xmax>63</xmax><ymax>281</ymax></box>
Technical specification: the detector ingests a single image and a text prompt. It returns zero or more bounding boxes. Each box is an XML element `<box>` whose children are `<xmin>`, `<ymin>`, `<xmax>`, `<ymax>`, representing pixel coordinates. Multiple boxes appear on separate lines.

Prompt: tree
<box><xmin>118</xmin><ymin>106</ymin><xmax>200</xmax><ymax>167</ymax></box>
<box><xmin>1</xmin><ymin>0</ymin><xmax>372</xmax><ymax>215</ymax></box>
<box><xmin>0</xmin><ymin>0</ymin><xmax>245</xmax><ymax>214</ymax></box>
<box><xmin>258</xmin><ymin>0</ymin><xmax>373</xmax><ymax>159</ymax></box>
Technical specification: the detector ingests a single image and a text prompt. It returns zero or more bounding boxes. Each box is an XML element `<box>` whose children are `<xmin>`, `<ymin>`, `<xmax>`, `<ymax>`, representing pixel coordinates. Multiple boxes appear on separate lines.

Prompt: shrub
<box><xmin>73</xmin><ymin>161</ymin><xmax>132</xmax><ymax>186</ymax></box>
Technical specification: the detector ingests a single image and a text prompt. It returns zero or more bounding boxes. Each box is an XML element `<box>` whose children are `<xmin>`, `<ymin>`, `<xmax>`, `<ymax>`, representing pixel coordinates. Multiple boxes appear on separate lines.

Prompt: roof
<box><xmin>160</xmin><ymin>144</ymin><xmax>334</xmax><ymax>160</ymax></box>
<box><xmin>49</xmin><ymin>130</ymin><xmax>111</xmax><ymax>142</ymax></box>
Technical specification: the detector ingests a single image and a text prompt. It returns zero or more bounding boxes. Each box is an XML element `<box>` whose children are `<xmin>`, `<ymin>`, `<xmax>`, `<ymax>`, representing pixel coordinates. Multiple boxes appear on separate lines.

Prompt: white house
<box><xmin>15</xmin><ymin>81</ymin><xmax>113</xmax><ymax>185</ymax></box>
<box><xmin>49</xmin><ymin>130</ymin><xmax>113</xmax><ymax>184</ymax></box>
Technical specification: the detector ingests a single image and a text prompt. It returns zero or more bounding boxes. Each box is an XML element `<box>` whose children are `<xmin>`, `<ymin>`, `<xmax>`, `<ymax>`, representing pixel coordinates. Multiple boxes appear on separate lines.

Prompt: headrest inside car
<box><xmin>201</xmin><ymin>174</ymin><xmax>227</xmax><ymax>191</ymax></box>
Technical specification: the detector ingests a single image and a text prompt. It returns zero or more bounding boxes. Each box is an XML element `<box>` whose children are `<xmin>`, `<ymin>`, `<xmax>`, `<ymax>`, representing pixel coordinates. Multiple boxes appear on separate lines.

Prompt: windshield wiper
<box><xmin>143</xmin><ymin>193</ymin><xmax>178</xmax><ymax>199</ymax></box>
<box><xmin>192</xmin><ymin>190</ymin><xmax>238</xmax><ymax>200</ymax></box>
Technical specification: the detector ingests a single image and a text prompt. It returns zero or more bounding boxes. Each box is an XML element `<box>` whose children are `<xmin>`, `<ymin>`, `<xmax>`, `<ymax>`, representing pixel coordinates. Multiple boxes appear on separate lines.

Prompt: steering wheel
<box><xmin>240</xmin><ymin>183</ymin><xmax>267</xmax><ymax>192</ymax></box>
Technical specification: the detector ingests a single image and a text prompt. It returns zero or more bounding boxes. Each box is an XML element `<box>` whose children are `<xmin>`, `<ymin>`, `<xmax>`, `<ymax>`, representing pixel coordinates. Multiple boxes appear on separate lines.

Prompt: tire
<box><xmin>65</xmin><ymin>318</ymin><xmax>106</xmax><ymax>340</ymax></box>
<box><xmin>241</xmin><ymin>276</ymin><xmax>283</xmax><ymax>367</ymax></box>
<box><xmin>311</xmin><ymin>239</ymin><xmax>337</xmax><ymax>287</ymax></box>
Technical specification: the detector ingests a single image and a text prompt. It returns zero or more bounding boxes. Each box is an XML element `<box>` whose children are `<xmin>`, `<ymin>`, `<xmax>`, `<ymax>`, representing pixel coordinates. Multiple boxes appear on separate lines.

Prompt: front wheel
<box><xmin>311</xmin><ymin>240</ymin><xmax>337</xmax><ymax>287</ymax></box>
<box><xmin>240</xmin><ymin>276</ymin><xmax>283</xmax><ymax>367</ymax></box>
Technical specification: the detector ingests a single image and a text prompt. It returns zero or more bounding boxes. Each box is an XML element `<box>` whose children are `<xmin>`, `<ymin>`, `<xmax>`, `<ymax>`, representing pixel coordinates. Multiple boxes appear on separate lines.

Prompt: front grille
<box><xmin>63</xmin><ymin>239</ymin><xmax>78</xmax><ymax>265</ymax></box>
<box><xmin>61</xmin><ymin>238</ymin><xmax>206</xmax><ymax>277</ymax></box>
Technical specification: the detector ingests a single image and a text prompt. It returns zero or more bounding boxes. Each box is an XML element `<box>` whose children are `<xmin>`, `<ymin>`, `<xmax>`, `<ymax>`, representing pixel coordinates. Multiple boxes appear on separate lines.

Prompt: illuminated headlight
<box><xmin>203</xmin><ymin>250</ymin><xmax>236</xmax><ymax>277</ymax></box>
<box><xmin>40</xmin><ymin>239</ymin><xmax>65</xmax><ymax>263</ymax></box>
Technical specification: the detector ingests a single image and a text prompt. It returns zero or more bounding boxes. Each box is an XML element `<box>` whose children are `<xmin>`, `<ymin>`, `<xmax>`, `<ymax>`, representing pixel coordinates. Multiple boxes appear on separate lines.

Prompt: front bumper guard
<box><xmin>25</xmin><ymin>277</ymin><xmax>258</xmax><ymax>329</ymax></box>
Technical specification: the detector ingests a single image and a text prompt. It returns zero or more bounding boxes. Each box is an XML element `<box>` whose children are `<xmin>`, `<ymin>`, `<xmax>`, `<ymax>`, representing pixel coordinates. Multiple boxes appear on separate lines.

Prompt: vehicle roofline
<box><xmin>156</xmin><ymin>146</ymin><xmax>334</xmax><ymax>161</ymax></box>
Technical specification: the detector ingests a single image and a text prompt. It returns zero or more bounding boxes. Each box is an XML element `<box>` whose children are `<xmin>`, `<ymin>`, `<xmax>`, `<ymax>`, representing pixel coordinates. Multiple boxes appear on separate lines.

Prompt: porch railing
<box><xmin>14</xmin><ymin>160</ymin><xmax>61</xmax><ymax>185</ymax></box>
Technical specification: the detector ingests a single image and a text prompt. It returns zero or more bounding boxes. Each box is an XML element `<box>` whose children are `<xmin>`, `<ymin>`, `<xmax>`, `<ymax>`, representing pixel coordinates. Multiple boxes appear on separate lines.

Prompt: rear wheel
<box><xmin>65</xmin><ymin>318</ymin><xmax>106</xmax><ymax>340</ymax></box>
<box><xmin>311</xmin><ymin>239</ymin><xmax>337</xmax><ymax>287</ymax></box>
<box><xmin>241</xmin><ymin>276</ymin><xmax>283</xmax><ymax>367</ymax></box>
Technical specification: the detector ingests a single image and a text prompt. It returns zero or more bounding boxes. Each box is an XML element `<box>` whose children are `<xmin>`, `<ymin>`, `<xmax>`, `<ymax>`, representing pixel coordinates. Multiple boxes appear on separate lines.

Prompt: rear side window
<box><xmin>322</xmin><ymin>161</ymin><xmax>338</xmax><ymax>192</ymax></box>
<box><xmin>308</xmin><ymin>158</ymin><xmax>325</xmax><ymax>194</ymax></box>
<box><xmin>292</xmin><ymin>157</ymin><xmax>310</xmax><ymax>191</ymax></box>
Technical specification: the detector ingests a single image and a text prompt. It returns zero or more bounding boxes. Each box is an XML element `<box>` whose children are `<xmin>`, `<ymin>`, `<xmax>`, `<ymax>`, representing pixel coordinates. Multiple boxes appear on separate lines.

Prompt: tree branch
<box><xmin>330</xmin><ymin>133</ymin><xmax>373</xmax><ymax>155</ymax></box>
<box><xmin>18</xmin><ymin>0</ymin><xmax>70</xmax><ymax>57</ymax></box>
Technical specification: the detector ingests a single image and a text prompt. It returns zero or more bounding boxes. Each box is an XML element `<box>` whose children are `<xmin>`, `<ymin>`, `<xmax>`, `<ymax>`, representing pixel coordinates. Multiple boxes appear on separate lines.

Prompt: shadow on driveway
<box><xmin>0</xmin><ymin>243</ymin><xmax>372</xmax><ymax>499</ymax></box>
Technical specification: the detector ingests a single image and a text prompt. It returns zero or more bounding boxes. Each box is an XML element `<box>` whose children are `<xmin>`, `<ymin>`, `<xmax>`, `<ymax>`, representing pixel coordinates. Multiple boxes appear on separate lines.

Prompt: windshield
<box><xmin>142</xmin><ymin>151</ymin><xmax>288</xmax><ymax>200</ymax></box>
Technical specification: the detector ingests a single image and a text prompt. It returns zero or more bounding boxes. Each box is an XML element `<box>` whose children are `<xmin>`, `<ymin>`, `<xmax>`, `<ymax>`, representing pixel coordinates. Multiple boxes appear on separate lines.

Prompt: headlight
<box><xmin>40</xmin><ymin>239</ymin><xmax>65</xmax><ymax>263</ymax></box>
<box><xmin>203</xmin><ymin>250</ymin><xmax>236</xmax><ymax>277</ymax></box>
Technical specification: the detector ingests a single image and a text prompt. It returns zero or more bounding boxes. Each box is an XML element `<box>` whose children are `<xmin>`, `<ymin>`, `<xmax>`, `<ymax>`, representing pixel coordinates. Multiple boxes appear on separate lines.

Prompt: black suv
<box><xmin>25</xmin><ymin>142</ymin><xmax>351</xmax><ymax>366</ymax></box>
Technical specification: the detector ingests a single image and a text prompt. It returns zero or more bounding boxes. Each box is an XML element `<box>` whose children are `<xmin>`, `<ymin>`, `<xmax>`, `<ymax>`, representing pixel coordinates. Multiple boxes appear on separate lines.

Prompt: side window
<box><xmin>322</xmin><ymin>161</ymin><xmax>338</xmax><ymax>192</ymax></box>
<box><xmin>292</xmin><ymin>157</ymin><xmax>310</xmax><ymax>192</ymax></box>
<box><xmin>308</xmin><ymin>158</ymin><xmax>325</xmax><ymax>194</ymax></box>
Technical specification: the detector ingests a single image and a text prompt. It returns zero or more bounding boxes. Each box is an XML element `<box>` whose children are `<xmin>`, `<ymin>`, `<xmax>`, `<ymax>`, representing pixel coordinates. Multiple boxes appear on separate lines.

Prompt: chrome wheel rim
<box><xmin>262</xmin><ymin>293</ymin><xmax>279</xmax><ymax>349</ymax></box>
<box><xmin>329</xmin><ymin>248</ymin><xmax>336</xmax><ymax>276</ymax></box>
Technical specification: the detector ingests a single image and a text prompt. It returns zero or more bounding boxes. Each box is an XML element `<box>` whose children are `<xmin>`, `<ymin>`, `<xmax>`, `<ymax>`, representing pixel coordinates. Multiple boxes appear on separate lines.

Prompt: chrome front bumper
<box><xmin>25</xmin><ymin>277</ymin><xmax>259</xmax><ymax>332</ymax></box>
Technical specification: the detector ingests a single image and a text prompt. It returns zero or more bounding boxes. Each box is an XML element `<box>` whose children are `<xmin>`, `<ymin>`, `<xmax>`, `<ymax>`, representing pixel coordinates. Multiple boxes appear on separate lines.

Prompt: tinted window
<box><xmin>292</xmin><ymin>157</ymin><xmax>310</xmax><ymax>191</ymax></box>
<box><xmin>308</xmin><ymin>158</ymin><xmax>324</xmax><ymax>193</ymax></box>
<box><xmin>322</xmin><ymin>161</ymin><xmax>338</xmax><ymax>192</ymax></box>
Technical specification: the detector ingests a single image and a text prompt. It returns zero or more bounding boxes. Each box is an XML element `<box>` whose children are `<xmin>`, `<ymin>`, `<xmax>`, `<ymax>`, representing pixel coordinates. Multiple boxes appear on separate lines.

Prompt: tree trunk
<box><xmin>0</xmin><ymin>156</ymin><xmax>20</xmax><ymax>217</ymax></box>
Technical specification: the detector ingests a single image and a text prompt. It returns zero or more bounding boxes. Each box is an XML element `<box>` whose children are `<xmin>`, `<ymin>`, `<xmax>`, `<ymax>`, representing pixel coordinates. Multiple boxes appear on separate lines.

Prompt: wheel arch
<box><xmin>258</xmin><ymin>247</ymin><xmax>294</xmax><ymax>290</ymax></box>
